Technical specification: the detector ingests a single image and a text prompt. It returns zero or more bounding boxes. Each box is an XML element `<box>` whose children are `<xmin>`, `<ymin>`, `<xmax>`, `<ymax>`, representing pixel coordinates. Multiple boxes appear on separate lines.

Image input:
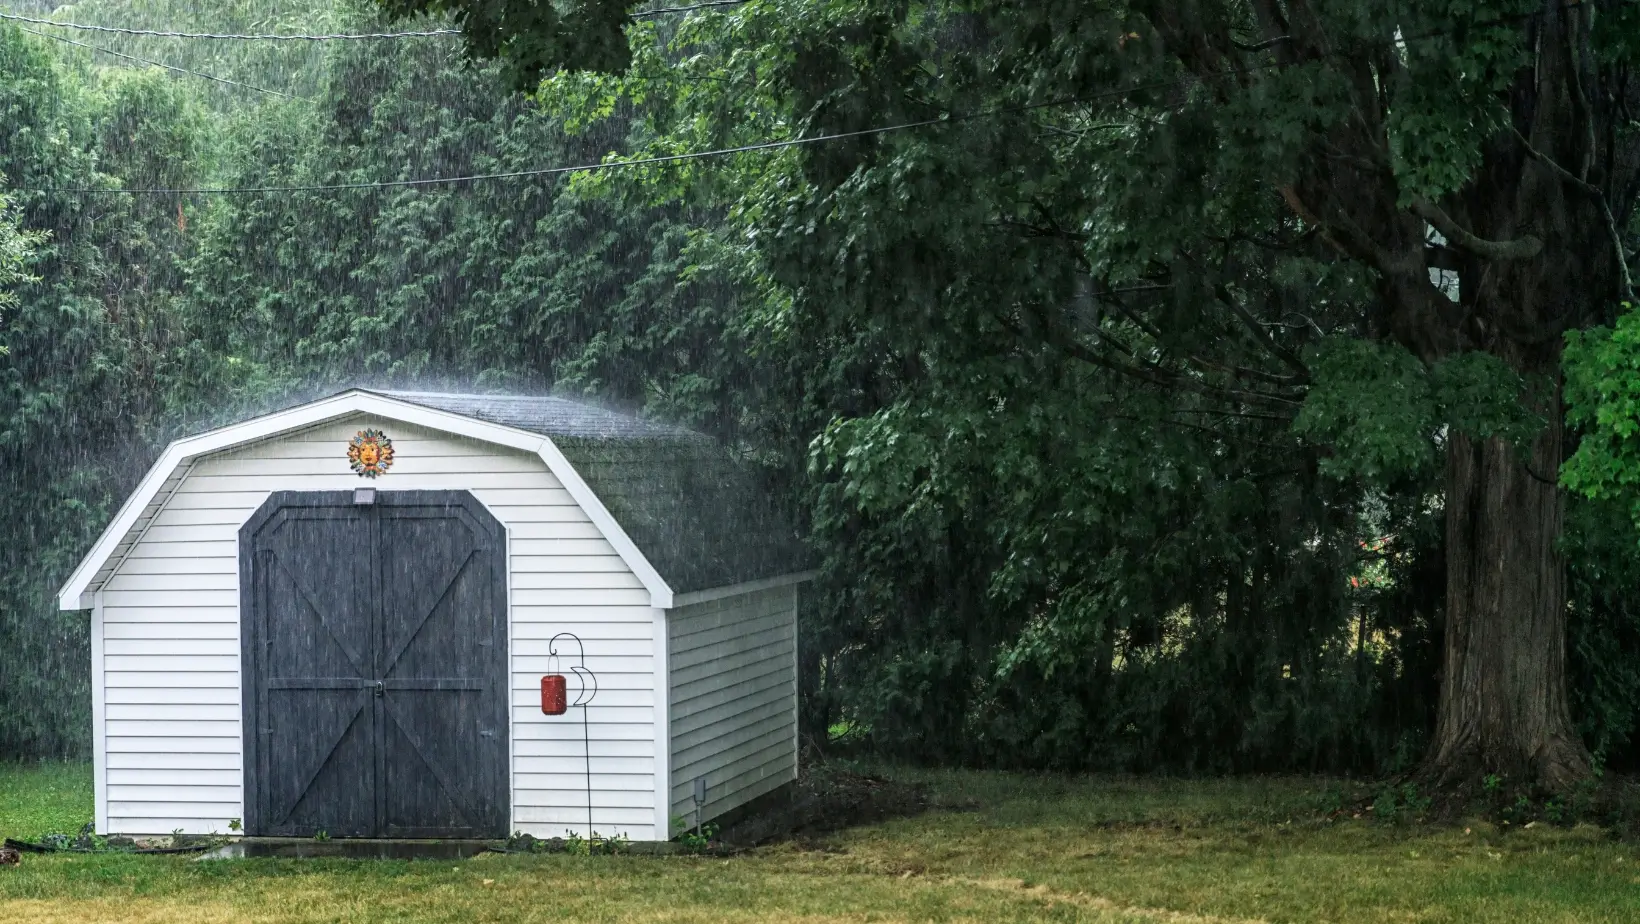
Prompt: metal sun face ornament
<box><xmin>347</xmin><ymin>429</ymin><xmax>395</xmax><ymax>479</ymax></box>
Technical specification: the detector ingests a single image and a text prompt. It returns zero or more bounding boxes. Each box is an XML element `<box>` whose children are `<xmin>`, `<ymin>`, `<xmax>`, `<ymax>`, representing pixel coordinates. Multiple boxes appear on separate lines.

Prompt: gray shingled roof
<box><xmin>371</xmin><ymin>390</ymin><xmax>812</xmax><ymax>595</ymax></box>
<box><xmin>378</xmin><ymin>391</ymin><xmax>705</xmax><ymax>442</ymax></box>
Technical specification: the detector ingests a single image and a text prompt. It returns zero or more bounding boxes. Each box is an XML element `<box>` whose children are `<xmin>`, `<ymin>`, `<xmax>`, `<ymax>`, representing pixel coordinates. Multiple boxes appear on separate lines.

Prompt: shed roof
<box><xmin>373</xmin><ymin>390</ymin><xmax>812</xmax><ymax>595</ymax></box>
<box><xmin>377</xmin><ymin>391</ymin><xmax>704</xmax><ymax>442</ymax></box>
<box><xmin>57</xmin><ymin>388</ymin><xmax>813</xmax><ymax>611</ymax></box>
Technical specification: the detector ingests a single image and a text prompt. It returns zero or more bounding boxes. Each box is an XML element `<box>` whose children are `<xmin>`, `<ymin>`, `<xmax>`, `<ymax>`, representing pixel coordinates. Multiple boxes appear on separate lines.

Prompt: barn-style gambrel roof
<box><xmin>380</xmin><ymin>391</ymin><xmax>812</xmax><ymax>595</ymax></box>
<box><xmin>58</xmin><ymin>388</ymin><xmax>813</xmax><ymax>610</ymax></box>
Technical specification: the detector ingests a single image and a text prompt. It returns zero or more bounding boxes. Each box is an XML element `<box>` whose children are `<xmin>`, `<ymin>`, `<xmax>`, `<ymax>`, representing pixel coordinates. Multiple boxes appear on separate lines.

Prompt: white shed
<box><xmin>57</xmin><ymin>389</ymin><xmax>813</xmax><ymax>842</ymax></box>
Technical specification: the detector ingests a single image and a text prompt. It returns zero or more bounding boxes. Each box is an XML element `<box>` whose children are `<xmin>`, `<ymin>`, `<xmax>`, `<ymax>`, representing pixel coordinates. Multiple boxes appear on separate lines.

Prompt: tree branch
<box><xmin>1408</xmin><ymin>198</ymin><xmax>1544</xmax><ymax>261</ymax></box>
<box><xmin>1232</xmin><ymin>34</ymin><xmax>1292</xmax><ymax>53</ymax></box>
<box><xmin>1512</xmin><ymin>127</ymin><xmax>1636</xmax><ymax>302</ymax></box>
<box><xmin>1212</xmin><ymin>284</ymin><xmax>1311</xmax><ymax>381</ymax></box>
<box><xmin>994</xmin><ymin>310</ymin><xmax>1302</xmax><ymax>409</ymax></box>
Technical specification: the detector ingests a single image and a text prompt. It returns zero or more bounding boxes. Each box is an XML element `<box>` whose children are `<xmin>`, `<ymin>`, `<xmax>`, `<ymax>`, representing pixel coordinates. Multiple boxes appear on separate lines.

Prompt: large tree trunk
<box><xmin>1425</xmin><ymin>377</ymin><xmax>1591</xmax><ymax>792</ymax></box>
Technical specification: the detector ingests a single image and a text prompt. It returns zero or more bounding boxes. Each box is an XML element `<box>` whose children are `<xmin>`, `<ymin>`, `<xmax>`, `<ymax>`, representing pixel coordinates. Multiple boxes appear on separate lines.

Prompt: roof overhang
<box><xmin>668</xmin><ymin>570</ymin><xmax>819</xmax><ymax>609</ymax></box>
<box><xmin>57</xmin><ymin>389</ymin><xmax>678</xmax><ymax>610</ymax></box>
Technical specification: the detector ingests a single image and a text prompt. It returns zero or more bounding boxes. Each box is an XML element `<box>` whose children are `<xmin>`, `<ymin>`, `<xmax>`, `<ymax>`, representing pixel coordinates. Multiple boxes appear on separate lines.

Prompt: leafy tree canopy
<box><xmin>376</xmin><ymin>0</ymin><xmax>1640</xmax><ymax>789</ymax></box>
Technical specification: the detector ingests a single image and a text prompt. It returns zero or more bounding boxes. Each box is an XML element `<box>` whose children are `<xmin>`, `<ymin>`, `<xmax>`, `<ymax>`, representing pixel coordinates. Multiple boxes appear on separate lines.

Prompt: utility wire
<box><xmin>0</xmin><ymin>6</ymin><xmax>1597</xmax><ymax>197</ymax></box>
<box><xmin>7</xmin><ymin>114</ymin><xmax>984</xmax><ymax>196</ymax></box>
<box><xmin>17</xmin><ymin>26</ymin><xmax>297</xmax><ymax>99</ymax></box>
<box><xmin>0</xmin><ymin>2</ymin><xmax>750</xmax><ymax>41</ymax></box>
<box><xmin>635</xmin><ymin>0</ymin><xmax>753</xmax><ymax>14</ymax></box>
<box><xmin>0</xmin><ymin>10</ymin><xmax>461</xmax><ymax>40</ymax></box>
<box><xmin>3</xmin><ymin>77</ymin><xmax>1202</xmax><ymax>197</ymax></box>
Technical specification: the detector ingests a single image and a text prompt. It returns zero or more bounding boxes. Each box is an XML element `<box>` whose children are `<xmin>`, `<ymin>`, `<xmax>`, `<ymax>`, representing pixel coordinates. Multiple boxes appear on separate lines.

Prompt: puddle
<box><xmin>197</xmin><ymin>839</ymin><xmax>496</xmax><ymax>861</ymax></box>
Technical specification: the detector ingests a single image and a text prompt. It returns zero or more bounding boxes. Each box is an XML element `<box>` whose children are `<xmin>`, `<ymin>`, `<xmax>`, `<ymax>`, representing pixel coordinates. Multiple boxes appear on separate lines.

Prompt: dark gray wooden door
<box><xmin>240</xmin><ymin>491</ymin><xmax>508</xmax><ymax>838</ymax></box>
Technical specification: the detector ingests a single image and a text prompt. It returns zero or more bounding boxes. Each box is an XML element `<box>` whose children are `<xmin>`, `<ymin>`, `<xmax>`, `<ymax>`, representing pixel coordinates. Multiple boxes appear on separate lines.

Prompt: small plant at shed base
<box><xmin>562</xmin><ymin>831</ymin><xmax>589</xmax><ymax>856</ymax></box>
<box><xmin>675</xmin><ymin>823</ymin><xmax>718</xmax><ymax>854</ymax></box>
<box><xmin>313</xmin><ymin>829</ymin><xmax>330</xmax><ymax>843</ymax></box>
<box><xmin>595</xmin><ymin>832</ymin><xmax>630</xmax><ymax>855</ymax></box>
<box><xmin>228</xmin><ymin>818</ymin><xmax>242</xmax><ymax>833</ymax></box>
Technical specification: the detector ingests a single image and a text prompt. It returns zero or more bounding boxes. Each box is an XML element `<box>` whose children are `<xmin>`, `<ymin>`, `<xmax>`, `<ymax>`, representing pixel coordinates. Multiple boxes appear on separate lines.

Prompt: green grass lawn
<box><xmin>0</xmin><ymin>762</ymin><xmax>91</xmax><ymax>839</ymax></box>
<box><xmin>2</xmin><ymin>761</ymin><xmax>1636</xmax><ymax>923</ymax></box>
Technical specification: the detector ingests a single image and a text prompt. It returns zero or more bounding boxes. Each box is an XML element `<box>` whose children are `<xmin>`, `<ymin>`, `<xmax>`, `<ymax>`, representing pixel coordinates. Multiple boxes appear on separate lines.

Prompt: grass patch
<box><xmin>2</xmin><ymin>762</ymin><xmax>1636</xmax><ymax>922</ymax></box>
<box><xmin>0</xmin><ymin>762</ymin><xmax>92</xmax><ymax>840</ymax></box>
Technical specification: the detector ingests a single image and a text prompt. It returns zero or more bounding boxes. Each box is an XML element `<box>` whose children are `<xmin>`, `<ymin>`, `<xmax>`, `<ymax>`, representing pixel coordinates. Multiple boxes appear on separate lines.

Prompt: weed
<box><xmin>313</xmin><ymin>830</ymin><xmax>330</xmax><ymax>843</ymax></box>
<box><xmin>595</xmin><ymin>832</ymin><xmax>631</xmax><ymax>856</ymax></box>
<box><xmin>675</xmin><ymin>823</ymin><xmax>718</xmax><ymax>853</ymax></box>
<box><xmin>1315</xmin><ymin>784</ymin><xmax>1345</xmax><ymax>816</ymax></box>
<box><xmin>1371</xmin><ymin>782</ymin><xmax>1431</xmax><ymax>824</ymax></box>
<box><xmin>1543</xmin><ymin>797</ymin><xmax>1566</xmax><ymax>825</ymax></box>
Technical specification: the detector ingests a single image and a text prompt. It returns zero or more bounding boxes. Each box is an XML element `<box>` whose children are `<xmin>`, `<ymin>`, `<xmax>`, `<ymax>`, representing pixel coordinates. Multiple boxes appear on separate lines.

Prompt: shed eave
<box><xmin>668</xmin><ymin>570</ymin><xmax>818</xmax><ymax>610</ymax></box>
<box><xmin>57</xmin><ymin>389</ymin><xmax>677</xmax><ymax>610</ymax></box>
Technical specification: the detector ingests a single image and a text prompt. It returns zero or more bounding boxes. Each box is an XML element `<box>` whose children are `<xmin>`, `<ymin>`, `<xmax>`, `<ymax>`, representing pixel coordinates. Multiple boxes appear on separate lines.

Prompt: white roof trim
<box><xmin>57</xmin><ymin>390</ymin><xmax>677</xmax><ymax>610</ymax></box>
<box><xmin>669</xmin><ymin>570</ymin><xmax>817</xmax><ymax>609</ymax></box>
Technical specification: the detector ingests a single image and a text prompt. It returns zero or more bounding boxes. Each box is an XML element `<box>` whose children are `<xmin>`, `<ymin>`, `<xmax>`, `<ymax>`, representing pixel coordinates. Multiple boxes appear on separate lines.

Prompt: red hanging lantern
<box><xmin>541</xmin><ymin>674</ymin><xmax>568</xmax><ymax>716</ymax></box>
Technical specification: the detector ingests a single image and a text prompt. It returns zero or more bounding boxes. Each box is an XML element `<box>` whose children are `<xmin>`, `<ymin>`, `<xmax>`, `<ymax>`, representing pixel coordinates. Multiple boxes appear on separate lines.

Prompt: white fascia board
<box><xmin>668</xmin><ymin>570</ymin><xmax>818</xmax><ymax>610</ymax></box>
<box><xmin>535</xmin><ymin>435</ymin><xmax>676</xmax><ymax>609</ymax></box>
<box><xmin>58</xmin><ymin>389</ymin><xmax>677</xmax><ymax>609</ymax></box>
<box><xmin>650</xmin><ymin>605</ymin><xmax>671</xmax><ymax>837</ymax></box>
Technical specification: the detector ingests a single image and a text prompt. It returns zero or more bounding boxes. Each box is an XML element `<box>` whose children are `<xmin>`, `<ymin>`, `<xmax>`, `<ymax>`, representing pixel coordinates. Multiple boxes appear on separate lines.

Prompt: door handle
<box><xmin>374</xmin><ymin>681</ymin><xmax>384</xmax><ymax>698</ymax></box>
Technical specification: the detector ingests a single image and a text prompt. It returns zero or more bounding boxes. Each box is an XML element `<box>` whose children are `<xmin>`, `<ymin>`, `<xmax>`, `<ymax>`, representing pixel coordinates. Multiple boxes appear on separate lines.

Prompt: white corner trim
<box><xmin>534</xmin><ymin>436</ymin><xmax>675</xmax><ymax>608</ymax></box>
<box><xmin>651</xmin><ymin>606</ymin><xmax>672</xmax><ymax>838</ymax></box>
<box><xmin>57</xmin><ymin>389</ymin><xmax>677</xmax><ymax>610</ymax></box>
<box><xmin>504</xmin><ymin>521</ymin><xmax>518</xmax><ymax>834</ymax></box>
<box><xmin>91</xmin><ymin>590</ymin><xmax>108</xmax><ymax>835</ymax></box>
<box><xmin>668</xmin><ymin>570</ymin><xmax>818</xmax><ymax>610</ymax></box>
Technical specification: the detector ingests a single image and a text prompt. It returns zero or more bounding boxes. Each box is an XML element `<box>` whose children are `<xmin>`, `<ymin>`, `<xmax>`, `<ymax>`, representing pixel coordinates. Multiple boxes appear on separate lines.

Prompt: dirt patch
<box><xmin>714</xmin><ymin>766</ymin><xmax>933</xmax><ymax>848</ymax></box>
<box><xmin>1330</xmin><ymin>770</ymin><xmax>1640</xmax><ymax>838</ymax></box>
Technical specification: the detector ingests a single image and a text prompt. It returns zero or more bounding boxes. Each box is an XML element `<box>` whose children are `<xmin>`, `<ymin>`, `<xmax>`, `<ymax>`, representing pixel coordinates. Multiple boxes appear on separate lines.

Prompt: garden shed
<box><xmin>57</xmin><ymin>389</ymin><xmax>813</xmax><ymax>842</ymax></box>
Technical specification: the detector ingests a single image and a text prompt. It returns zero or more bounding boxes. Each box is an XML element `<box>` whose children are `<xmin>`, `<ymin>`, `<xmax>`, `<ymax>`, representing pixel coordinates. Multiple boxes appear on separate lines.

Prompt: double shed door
<box><xmin>241</xmin><ymin>491</ymin><xmax>508</xmax><ymax>838</ymax></box>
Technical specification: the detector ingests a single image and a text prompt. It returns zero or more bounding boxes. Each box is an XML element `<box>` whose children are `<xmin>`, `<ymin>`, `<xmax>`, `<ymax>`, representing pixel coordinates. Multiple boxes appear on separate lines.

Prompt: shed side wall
<box><xmin>97</xmin><ymin>415</ymin><xmax>658</xmax><ymax>839</ymax></box>
<box><xmin>667</xmin><ymin>586</ymin><xmax>798</xmax><ymax>830</ymax></box>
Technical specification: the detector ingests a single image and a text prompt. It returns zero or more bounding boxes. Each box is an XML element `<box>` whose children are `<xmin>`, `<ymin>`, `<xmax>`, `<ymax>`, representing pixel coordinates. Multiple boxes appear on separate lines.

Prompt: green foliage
<box><xmin>1564</xmin><ymin>311</ymin><xmax>1640</xmax><ymax>517</ymax></box>
<box><xmin>4</xmin><ymin>0</ymin><xmax>1640</xmax><ymax>786</ymax></box>
<box><xmin>0</xmin><ymin>181</ymin><xmax>44</xmax><ymax>356</ymax></box>
<box><xmin>1370</xmin><ymin>782</ymin><xmax>1432</xmax><ymax>824</ymax></box>
<box><xmin>379</xmin><ymin>0</ymin><xmax>632</xmax><ymax>87</ymax></box>
<box><xmin>1561</xmin><ymin>495</ymin><xmax>1640</xmax><ymax>766</ymax></box>
<box><xmin>0</xmin><ymin>5</ymin><xmax>756</xmax><ymax>759</ymax></box>
<box><xmin>1432</xmin><ymin>352</ymin><xmax>1544</xmax><ymax>448</ymax></box>
<box><xmin>362</xmin><ymin>0</ymin><xmax>1629</xmax><ymax>777</ymax></box>
<box><xmin>0</xmin><ymin>22</ymin><xmax>195</xmax><ymax>758</ymax></box>
<box><xmin>1295</xmin><ymin>340</ymin><xmax>1542</xmax><ymax>482</ymax></box>
<box><xmin>674</xmin><ymin>822</ymin><xmax>717</xmax><ymax>853</ymax></box>
<box><xmin>1294</xmin><ymin>339</ymin><xmax>1439</xmax><ymax>481</ymax></box>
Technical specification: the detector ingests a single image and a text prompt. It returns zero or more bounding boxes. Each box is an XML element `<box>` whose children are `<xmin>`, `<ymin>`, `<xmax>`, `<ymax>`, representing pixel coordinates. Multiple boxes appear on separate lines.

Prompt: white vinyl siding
<box><xmin>96</xmin><ymin>414</ymin><xmax>658</xmax><ymax>839</ymax></box>
<box><xmin>667</xmin><ymin>586</ymin><xmax>798</xmax><ymax>830</ymax></box>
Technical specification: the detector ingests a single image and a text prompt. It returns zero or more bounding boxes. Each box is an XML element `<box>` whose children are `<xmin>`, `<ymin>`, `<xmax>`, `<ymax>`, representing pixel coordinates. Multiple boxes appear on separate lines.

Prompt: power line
<box><xmin>4</xmin><ymin>83</ymin><xmax>1179</xmax><ymax>197</ymax></box>
<box><xmin>0</xmin><ymin>10</ymin><xmax>461</xmax><ymax>41</ymax></box>
<box><xmin>0</xmin><ymin>7</ymin><xmax>1589</xmax><ymax>198</ymax></box>
<box><xmin>0</xmin><ymin>2</ymin><xmax>750</xmax><ymax>41</ymax></box>
<box><xmin>635</xmin><ymin>1</ymin><xmax>753</xmax><ymax>14</ymax></box>
<box><xmin>8</xmin><ymin>114</ymin><xmax>968</xmax><ymax>196</ymax></box>
<box><xmin>17</xmin><ymin>26</ymin><xmax>297</xmax><ymax>99</ymax></box>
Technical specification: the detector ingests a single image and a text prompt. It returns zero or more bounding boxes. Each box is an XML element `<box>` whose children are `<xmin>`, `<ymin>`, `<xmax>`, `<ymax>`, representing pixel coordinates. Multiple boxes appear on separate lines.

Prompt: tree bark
<box><xmin>1425</xmin><ymin>376</ymin><xmax>1591</xmax><ymax>792</ymax></box>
